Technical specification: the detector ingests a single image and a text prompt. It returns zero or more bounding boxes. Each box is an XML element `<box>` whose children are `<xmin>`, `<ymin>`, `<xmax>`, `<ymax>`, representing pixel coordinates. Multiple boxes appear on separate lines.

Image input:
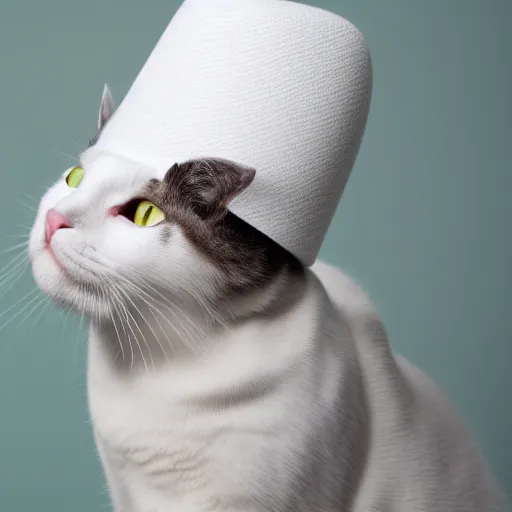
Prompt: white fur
<box><xmin>30</xmin><ymin>149</ymin><xmax>505</xmax><ymax>511</ymax></box>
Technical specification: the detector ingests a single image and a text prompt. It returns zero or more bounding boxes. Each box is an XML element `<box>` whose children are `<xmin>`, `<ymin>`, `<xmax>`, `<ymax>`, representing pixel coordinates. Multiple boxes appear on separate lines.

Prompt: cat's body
<box><xmin>29</xmin><ymin>89</ymin><xmax>504</xmax><ymax>511</ymax></box>
<box><xmin>87</xmin><ymin>260</ymin><xmax>502</xmax><ymax>512</ymax></box>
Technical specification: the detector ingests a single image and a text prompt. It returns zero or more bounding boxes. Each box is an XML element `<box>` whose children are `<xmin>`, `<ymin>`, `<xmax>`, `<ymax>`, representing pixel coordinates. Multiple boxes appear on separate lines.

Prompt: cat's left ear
<box><xmin>165</xmin><ymin>158</ymin><xmax>256</xmax><ymax>217</ymax></box>
<box><xmin>97</xmin><ymin>83</ymin><xmax>115</xmax><ymax>132</ymax></box>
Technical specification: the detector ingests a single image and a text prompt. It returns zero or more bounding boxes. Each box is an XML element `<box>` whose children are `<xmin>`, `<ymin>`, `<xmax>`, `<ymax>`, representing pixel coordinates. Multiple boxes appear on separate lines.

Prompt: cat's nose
<box><xmin>45</xmin><ymin>209</ymin><xmax>72</xmax><ymax>245</ymax></box>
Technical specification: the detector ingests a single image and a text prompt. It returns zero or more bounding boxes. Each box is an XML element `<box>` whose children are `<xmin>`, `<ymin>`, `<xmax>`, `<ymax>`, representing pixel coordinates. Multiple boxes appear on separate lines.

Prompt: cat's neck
<box><xmin>90</xmin><ymin>264</ymin><xmax>308</xmax><ymax>372</ymax></box>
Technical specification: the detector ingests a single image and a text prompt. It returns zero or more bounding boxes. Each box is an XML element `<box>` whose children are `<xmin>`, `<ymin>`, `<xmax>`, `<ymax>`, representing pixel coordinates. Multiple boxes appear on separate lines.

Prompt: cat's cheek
<box><xmin>28</xmin><ymin>214</ymin><xmax>48</xmax><ymax>259</ymax></box>
<box><xmin>30</xmin><ymin>249</ymin><xmax>66</xmax><ymax>298</ymax></box>
<box><xmin>100</xmin><ymin>220</ymin><xmax>164</xmax><ymax>269</ymax></box>
<box><xmin>99</xmin><ymin>227</ymin><xmax>146</xmax><ymax>268</ymax></box>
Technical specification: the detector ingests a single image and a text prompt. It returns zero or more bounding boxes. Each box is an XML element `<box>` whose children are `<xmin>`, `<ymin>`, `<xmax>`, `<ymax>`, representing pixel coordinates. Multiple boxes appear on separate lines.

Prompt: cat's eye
<box><xmin>133</xmin><ymin>201</ymin><xmax>165</xmax><ymax>227</ymax></box>
<box><xmin>66</xmin><ymin>166</ymin><xmax>85</xmax><ymax>188</ymax></box>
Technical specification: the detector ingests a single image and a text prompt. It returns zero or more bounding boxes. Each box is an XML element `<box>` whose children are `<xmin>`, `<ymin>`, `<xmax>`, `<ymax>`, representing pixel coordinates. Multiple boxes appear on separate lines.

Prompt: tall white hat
<box><xmin>95</xmin><ymin>0</ymin><xmax>372</xmax><ymax>266</ymax></box>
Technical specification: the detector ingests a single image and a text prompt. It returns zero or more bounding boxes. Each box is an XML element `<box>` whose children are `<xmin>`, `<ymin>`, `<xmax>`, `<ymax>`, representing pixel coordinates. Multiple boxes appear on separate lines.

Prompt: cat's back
<box><xmin>311</xmin><ymin>260</ymin><xmax>505</xmax><ymax>511</ymax></box>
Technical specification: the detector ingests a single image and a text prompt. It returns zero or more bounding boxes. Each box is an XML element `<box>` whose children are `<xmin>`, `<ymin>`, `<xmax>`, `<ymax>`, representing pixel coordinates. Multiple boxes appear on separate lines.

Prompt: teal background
<box><xmin>0</xmin><ymin>0</ymin><xmax>510</xmax><ymax>509</ymax></box>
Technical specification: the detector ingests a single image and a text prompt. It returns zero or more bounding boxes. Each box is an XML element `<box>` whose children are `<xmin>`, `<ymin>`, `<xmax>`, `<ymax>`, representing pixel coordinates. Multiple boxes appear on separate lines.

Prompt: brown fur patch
<box><xmin>132</xmin><ymin>158</ymin><xmax>304</xmax><ymax>297</ymax></box>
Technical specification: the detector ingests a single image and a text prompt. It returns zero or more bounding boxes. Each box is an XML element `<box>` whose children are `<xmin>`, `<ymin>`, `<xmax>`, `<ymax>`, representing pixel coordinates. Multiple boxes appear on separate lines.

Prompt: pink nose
<box><xmin>45</xmin><ymin>209</ymin><xmax>72</xmax><ymax>245</ymax></box>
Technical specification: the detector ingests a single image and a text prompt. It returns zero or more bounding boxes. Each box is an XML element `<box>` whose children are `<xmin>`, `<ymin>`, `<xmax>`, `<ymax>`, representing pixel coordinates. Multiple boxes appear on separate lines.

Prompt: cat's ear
<box><xmin>97</xmin><ymin>83</ymin><xmax>115</xmax><ymax>132</ymax></box>
<box><xmin>165</xmin><ymin>158</ymin><xmax>255</xmax><ymax>217</ymax></box>
<box><xmin>198</xmin><ymin>158</ymin><xmax>255</xmax><ymax>206</ymax></box>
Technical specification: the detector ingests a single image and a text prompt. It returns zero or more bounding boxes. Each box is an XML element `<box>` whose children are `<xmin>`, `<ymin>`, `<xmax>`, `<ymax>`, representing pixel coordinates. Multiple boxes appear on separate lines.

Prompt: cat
<box><xmin>28</xmin><ymin>86</ymin><xmax>506</xmax><ymax>512</ymax></box>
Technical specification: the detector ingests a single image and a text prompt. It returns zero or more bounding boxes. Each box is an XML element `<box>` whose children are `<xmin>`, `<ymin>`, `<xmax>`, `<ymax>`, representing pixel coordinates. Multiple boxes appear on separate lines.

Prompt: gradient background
<box><xmin>0</xmin><ymin>0</ymin><xmax>510</xmax><ymax>510</ymax></box>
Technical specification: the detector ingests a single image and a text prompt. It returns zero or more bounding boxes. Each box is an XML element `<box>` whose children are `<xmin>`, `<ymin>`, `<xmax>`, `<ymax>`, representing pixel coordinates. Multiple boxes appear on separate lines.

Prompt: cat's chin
<box><xmin>31</xmin><ymin>249</ymin><xmax>112</xmax><ymax>320</ymax></box>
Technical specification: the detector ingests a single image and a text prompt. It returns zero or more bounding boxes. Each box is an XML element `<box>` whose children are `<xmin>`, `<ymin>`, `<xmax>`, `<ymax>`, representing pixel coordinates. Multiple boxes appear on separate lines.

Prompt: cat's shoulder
<box><xmin>310</xmin><ymin>259</ymin><xmax>379</xmax><ymax>320</ymax></box>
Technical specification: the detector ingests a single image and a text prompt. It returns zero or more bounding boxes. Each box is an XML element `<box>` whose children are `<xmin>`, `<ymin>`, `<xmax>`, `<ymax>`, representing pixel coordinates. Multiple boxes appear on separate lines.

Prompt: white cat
<box><xmin>29</xmin><ymin>89</ymin><xmax>506</xmax><ymax>511</ymax></box>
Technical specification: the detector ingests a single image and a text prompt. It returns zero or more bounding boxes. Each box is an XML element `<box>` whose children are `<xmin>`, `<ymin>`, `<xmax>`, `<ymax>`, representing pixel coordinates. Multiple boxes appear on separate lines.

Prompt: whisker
<box><xmin>15</xmin><ymin>294</ymin><xmax>50</xmax><ymax>330</ymax></box>
<box><xmin>108</xmin><ymin>300</ymin><xmax>125</xmax><ymax>362</ymax></box>
<box><xmin>30</xmin><ymin>295</ymin><xmax>53</xmax><ymax>332</ymax></box>
<box><xmin>81</xmin><ymin>253</ymin><xmax>208</xmax><ymax>344</ymax></box>
<box><xmin>115</xmin><ymin>276</ymin><xmax>201</xmax><ymax>354</ymax></box>
<box><xmin>60</xmin><ymin>308</ymin><xmax>72</xmax><ymax>346</ymax></box>
<box><xmin>69</xmin><ymin>140</ymin><xmax>84</xmax><ymax>150</ymax></box>
<box><xmin>110</xmin><ymin>286</ymin><xmax>147</xmax><ymax>373</ymax></box>
<box><xmin>15</xmin><ymin>224</ymin><xmax>33</xmax><ymax>232</ymax></box>
<box><xmin>95</xmin><ymin>285</ymin><xmax>124</xmax><ymax>362</ymax></box>
<box><xmin>129</xmin><ymin>273</ymin><xmax>207</xmax><ymax>343</ymax></box>
<box><xmin>0</xmin><ymin>259</ymin><xmax>29</xmax><ymax>290</ymax></box>
<box><xmin>71</xmin><ymin>284</ymin><xmax>88</xmax><ymax>375</ymax></box>
<box><xmin>0</xmin><ymin>288</ymin><xmax>39</xmax><ymax>321</ymax></box>
<box><xmin>0</xmin><ymin>233</ymin><xmax>30</xmax><ymax>242</ymax></box>
<box><xmin>108</xmin><ymin>285</ymin><xmax>134</xmax><ymax>368</ymax></box>
<box><xmin>115</xmin><ymin>285</ymin><xmax>157</xmax><ymax>372</ymax></box>
<box><xmin>0</xmin><ymin>290</ymin><xmax>44</xmax><ymax>332</ymax></box>
<box><xmin>115</xmin><ymin>280</ymin><xmax>172</xmax><ymax>367</ymax></box>
<box><xmin>0</xmin><ymin>241</ymin><xmax>28</xmax><ymax>256</ymax></box>
<box><xmin>144</xmin><ymin>304</ymin><xmax>174</xmax><ymax>365</ymax></box>
<box><xmin>0</xmin><ymin>260</ymin><xmax>30</xmax><ymax>299</ymax></box>
<box><xmin>0</xmin><ymin>250</ymin><xmax>28</xmax><ymax>278</ymax></box>
<box><xmin>115</xmin><ymin>303</ymin><xmax>132</xmax><ymax>368</ymax></box>
<box><xmin>18</xmin><ymin>201</ymin><xmax>38</xmax><ymax>213</ymax></box>
<box><xmin>182</xmin><ymin>284</ymin><xmax>231</xmax><ymax>333</ymax></box>
<box><xmin>59</xmin><ymin>151</ymin><xmax>79</xmax><ymax>163</ymax></box>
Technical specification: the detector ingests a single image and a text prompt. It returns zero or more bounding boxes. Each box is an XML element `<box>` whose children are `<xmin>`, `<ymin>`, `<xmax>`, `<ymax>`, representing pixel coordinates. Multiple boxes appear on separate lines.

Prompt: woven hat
<box><xmin>95</xmin><ymin>0</ymin><xmax>372</xmax><ymax>266</ymax></box>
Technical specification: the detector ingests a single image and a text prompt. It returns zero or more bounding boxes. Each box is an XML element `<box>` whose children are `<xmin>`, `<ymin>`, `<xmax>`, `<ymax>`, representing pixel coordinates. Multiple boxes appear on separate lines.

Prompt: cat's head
<box><xmin>29</xmin><ymin>86</ymin><xmax>301</xmax><ymax>324</ymax></box>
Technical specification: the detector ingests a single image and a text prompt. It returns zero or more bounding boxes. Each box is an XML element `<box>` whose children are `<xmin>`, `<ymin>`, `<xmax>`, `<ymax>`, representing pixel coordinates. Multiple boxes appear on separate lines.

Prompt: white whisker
<box><xmin>0</xmin><ymin>290</ymin><xmax>44</xmax><ymax>332</ymax></box>
<box><xmin>108</xmin><ymin>300</ymin><xmax>125</xmax><ymax>362</ymax></box>
<box><xmin>0</xmin><ymin>250</ymin><xmax>28</xmax><ymax>278</ymax></box>
<box><xmin>0</xmin><ymin>233</ymin><xmax>30</xmax><ymax>242</ymax></box>
<box><xmin>108</xmin><ymin>285</ymin><xmax>135</xmax><ymax>369</ymax></box>
<box><xmin>15</xmin><ymin>224</ymin><xmax>33</xmax><ymax>232</ymax></box>
<box><xmin>0</xmin><ymin>261</ymin><xmax>29</xmax><ymax>298</ymax></box>
<box><xmin>60</xmin><ymin>308</ymin><xmax>72</xmax><ymax>346</ymax></box>
<box><xmin>0</xmin><ymin>288</ymin><xmax>39</xmax><ymax>322</ymax></box>
<box><xmin>15</xmin><ymin>294</ymin><xmax>50</xmax><ymax>330</ymax></box>
<box><xmin>18</xmin><ymin>201</ymin><xmax>38</xmax><ymax>213</ymax></box>
<box><xmin>30</xmin><ymin>296</ymin><xmax>53</xmax><ymax>332</ymax></box>
<box><xmin>23</xmin><ymin>193</ymin><xmax>38</xmax><ymax>202</ymax></box>
<box><xmin>115</xmin><ymin>280</ymin><xmax>173</xmax><ymax>366</ymax></box>
<box><xmin>58</xmin><ymin>150</ymin><xmax>80</xmax><ymax>163</ymax></box>
<box><xmin>129</xmin><ymin>271</ymin><xmax>208</xmax><ymax>342</ymax></box>
<box><xmin>113</xmin><ymin>288</ymin><xmax>148</xmax><ymax>373</ymax></box>
<box><xmin>116</xmin><ymin>275</ymin><xmax>201</xmax><ymax>354</ymax></box>
<box><xmin>115</xmin><ymin>285</ymin><xmax>157</xmax><ymax>372</ymax></box>
<box><xmin>0</xmin><ymin>241</ymin><xmax>29</xmax><ymax>256</ymax></box>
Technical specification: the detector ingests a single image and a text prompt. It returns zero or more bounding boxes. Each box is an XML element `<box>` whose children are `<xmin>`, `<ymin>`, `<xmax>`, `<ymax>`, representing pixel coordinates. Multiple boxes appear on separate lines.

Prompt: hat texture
<box><xmin>96</xmin><ymin>0</ymin><xmax>372</xmax><ymax>266</ymax></box>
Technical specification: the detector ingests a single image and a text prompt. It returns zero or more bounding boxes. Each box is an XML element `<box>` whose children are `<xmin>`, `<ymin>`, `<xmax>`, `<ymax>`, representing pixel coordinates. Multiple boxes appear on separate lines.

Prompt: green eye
<box><xmin>66</xmin><ymin>166</ymin><xmax>85</xmax><ymax>188</ymax></box>
<box><xmin>133</xmin><ymin>200</ymin><xmax>165</xmax><ymax>227</ymax></box>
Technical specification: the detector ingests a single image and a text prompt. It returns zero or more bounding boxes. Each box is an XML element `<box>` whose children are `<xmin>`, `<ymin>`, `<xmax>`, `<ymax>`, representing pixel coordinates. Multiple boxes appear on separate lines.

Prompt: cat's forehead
<box><xmin>80</xmin><ymin>148</ymin><xmax>160</xmax><ymax>187</ymax></box>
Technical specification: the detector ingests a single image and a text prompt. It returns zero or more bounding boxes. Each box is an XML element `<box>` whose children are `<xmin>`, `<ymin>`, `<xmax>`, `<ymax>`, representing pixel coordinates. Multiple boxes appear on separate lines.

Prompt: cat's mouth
<box><xmin>45</xmin><ymin>242</ymin><xmax>67</xmax><ymax>273</ymax></box>
<box><xmin>51</xmin><ymin>245</ymin><xmax>109</xmax><ymax>291</ymax></box>
<box><xmin>31</xmin><ymin>237</ymin><xmax>114</xmax><ymax>318</ymax></box>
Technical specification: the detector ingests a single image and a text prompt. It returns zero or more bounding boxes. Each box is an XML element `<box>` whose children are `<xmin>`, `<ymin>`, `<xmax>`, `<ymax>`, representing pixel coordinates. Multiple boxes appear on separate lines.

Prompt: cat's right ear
<box><xmin>97</xmin><ymin>83</ymin><xmax>115</xmax><ymax>132</ymax></box>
